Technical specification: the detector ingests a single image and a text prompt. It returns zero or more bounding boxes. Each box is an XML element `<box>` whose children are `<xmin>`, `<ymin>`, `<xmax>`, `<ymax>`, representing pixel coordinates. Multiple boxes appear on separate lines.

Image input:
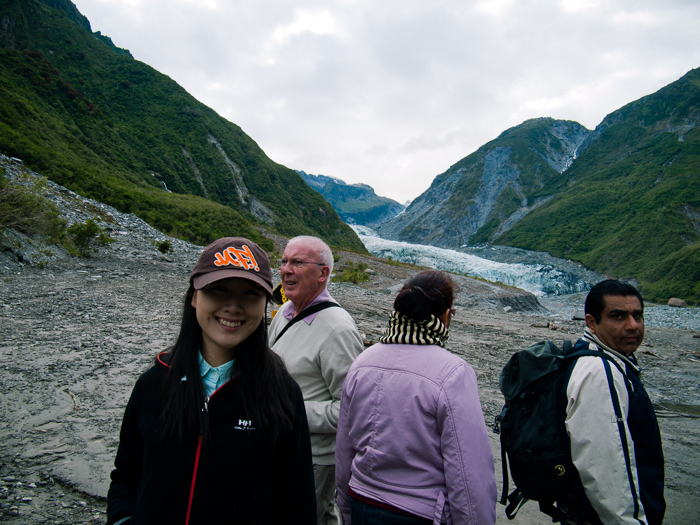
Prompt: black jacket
<box><xmin>107</xmin><ymin>353</ymin><xmax>317</xmax><ymax>524</ymax></box>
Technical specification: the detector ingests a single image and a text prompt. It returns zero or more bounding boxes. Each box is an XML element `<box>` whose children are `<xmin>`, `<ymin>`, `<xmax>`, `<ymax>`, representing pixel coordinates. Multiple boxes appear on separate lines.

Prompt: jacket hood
<box><xmin>156</xmin><ymin>350</ymin><xmax>173</xmax><ymax>368</ymax></box>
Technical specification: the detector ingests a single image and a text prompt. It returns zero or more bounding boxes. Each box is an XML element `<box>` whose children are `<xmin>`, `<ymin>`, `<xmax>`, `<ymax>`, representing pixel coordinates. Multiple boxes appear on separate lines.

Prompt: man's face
<box><xmin>586</xmin><ymin>294</ymin><xmax>645</xmax><ymax>354</ymax></box>
<box><xmin>280</xmin><ymin>240</ymin><xmax>329</xmax><ymax>311</ymax></box>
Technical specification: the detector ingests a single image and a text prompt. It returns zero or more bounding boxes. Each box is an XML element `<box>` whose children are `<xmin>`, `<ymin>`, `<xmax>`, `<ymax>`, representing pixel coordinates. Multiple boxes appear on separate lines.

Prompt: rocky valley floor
<box><xmin>1</xmin><ymin>158</ymin><xmax>699</xmax><ymax>524</ymax></box>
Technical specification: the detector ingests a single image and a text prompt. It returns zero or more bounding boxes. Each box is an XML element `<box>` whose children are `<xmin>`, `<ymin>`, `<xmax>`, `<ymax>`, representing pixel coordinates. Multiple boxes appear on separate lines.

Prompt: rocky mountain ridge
<box><xmin>0</xmin><ymin>0</ymin><xmax>365</xmax><ymax>252</ymax></box>
<box><xmin>298</xmin><ymin>171</ymin><xmax>406</xmax><ymax>227</ymax></box>
<box><xmin>373</xmin><ymin>68</ymin><xmax>700</xmax><ymax>303</ymax></box>
<box><xmin>376</xmin><ymin>118</ymin><xmax>588</xmax><ymax>248</ymax></box>
<box><xmin>496</xmin><ymin>68</ymin><xmax>700</xmax><ymax>303</ymax></box>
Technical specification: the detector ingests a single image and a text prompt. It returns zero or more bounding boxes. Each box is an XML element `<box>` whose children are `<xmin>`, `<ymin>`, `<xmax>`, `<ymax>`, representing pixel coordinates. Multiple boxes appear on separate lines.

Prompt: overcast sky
<box><xmin>72</xmin><ymin>0</ymin><xmax>700</xmax><ymax>203</ymax></box>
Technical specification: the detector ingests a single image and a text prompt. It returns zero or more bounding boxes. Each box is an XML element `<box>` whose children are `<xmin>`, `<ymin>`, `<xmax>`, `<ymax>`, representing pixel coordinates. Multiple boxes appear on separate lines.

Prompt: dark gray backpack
<box><xmin>493</xmin><ymin>340</ymin><xmax>625</xmax><ymax>523</ymax></box>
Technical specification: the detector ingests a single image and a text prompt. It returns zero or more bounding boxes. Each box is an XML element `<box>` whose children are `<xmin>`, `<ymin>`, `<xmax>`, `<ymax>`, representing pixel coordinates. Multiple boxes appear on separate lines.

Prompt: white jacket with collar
<box><xmin>565</xmin><ymin>329</ymin><xmax>665</xmax><ymax>524</ymax></box>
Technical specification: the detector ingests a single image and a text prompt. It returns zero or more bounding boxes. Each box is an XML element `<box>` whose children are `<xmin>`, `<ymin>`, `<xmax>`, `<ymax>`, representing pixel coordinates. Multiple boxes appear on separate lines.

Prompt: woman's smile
<box><xmin>218</xmin><ymin>317</ymin><xmax>243</xmax><ymax>328</ymax></box>
<box><xmin>191</xmin><ymin>277</ymin><xmax>267</xmax><ymax>364</ymax></box>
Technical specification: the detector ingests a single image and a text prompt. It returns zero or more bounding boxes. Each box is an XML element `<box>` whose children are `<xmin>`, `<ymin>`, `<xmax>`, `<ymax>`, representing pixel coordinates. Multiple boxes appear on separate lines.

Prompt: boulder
<box><xmin>572</xmin><ymin>310</ymin><xmax>586</xmax><ymax>321</ymax></box>
<box><xmin>668</xmin><ymin>298</ymin><xmax>688</xmax><ymax>308</ymax></box>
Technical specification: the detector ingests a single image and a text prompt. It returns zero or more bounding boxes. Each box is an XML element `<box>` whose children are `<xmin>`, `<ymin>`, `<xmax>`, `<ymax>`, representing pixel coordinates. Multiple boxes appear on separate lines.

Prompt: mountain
<box><xmin>376</xmin><ymin>118</ymin><xmax>589</xmax><ymax>247</ymax></box>
<box><xmin>0</xmin><ymin>0</ymin><xmax>366</xmax><ymax>253</ymax></box>
<box><xmin>297</xmin><ymin>171</ymin><xmax>406</xmax><ymax>227</ymax></box>
<box><xmin>498</xmin><ymin>69</ymin><xmax>700</xmax><ymax>303</ymax></box>
<box><xmin>376</xmin><ymin>71</ymin><xmax>700</xmax><ymax>304</ymax></box>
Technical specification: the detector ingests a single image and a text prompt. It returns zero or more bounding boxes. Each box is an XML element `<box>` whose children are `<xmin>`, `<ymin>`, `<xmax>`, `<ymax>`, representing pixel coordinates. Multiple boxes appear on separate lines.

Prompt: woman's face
<box><xmin>191</xmin><ymin>277</ymin><xmax>267</xmax><ymax>365</ymax></box>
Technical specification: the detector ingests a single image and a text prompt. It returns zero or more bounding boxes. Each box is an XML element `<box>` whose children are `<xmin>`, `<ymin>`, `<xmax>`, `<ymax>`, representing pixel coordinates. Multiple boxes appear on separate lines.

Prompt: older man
<box><xmin>562</xmin><ymin>280</ymin><xmax>665</xmax><ymax>524</ymax></box>
<box><xmin>269</xmin><ymin>235</ymin><xmax>363</xmax><ymax>525</ymax></box>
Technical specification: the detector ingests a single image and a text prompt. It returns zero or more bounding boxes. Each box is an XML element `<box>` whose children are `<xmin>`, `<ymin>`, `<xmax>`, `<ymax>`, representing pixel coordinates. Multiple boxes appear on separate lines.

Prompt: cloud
<box><xmin>74</xmin><ymin>0</ymin><xmax>700</xmax><ymax>202</ymax></box>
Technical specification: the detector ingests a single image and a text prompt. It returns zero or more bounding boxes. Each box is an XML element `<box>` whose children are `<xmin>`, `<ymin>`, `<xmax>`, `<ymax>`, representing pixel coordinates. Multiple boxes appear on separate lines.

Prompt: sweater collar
<box><xmin>282</xmin><ymin>288</ymin><xmax>332</xmax><ymax>323</ymax></box>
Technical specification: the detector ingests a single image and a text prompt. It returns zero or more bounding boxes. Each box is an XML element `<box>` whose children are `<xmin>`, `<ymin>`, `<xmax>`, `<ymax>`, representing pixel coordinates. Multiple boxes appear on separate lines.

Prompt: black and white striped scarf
<box><xmin>379</xmin><ymin>311</ymin><xmax>449</xmax><ymax>347</ymax></box>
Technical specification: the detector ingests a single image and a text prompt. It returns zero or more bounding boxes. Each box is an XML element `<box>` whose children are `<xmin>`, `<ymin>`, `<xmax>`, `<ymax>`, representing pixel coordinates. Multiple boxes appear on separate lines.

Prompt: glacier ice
<box><xmin>352</xmin><ymin>225</ymin><xmax>596</xmax><ymax>297</ymax></box>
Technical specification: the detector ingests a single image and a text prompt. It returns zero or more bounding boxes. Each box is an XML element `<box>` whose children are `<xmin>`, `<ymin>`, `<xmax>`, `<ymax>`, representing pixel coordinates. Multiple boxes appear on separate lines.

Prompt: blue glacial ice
<box><xmin>353</xmin><ymin>225</ymin><xmax>599</xmax><ymax>297</ymax></box>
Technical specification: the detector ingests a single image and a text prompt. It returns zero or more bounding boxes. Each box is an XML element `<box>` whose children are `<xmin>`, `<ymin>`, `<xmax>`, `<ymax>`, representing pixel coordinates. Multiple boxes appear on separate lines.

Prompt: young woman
<box><xmin>107</xmin><ymin>237</ymin><xmax>316</xmax><ymax>524</ymax></box>
<box><xmin>335</xmin><ymin>270</ymin><xmax>496</xmax><ymax>524</ymax></box>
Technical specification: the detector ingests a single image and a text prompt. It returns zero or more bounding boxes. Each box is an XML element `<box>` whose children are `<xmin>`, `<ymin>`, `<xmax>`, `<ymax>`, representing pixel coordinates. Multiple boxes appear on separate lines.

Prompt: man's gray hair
<box><xmin>288</xmin><ymin>236</ymin><xmax>334</xmax><ymax>273</ymax></box>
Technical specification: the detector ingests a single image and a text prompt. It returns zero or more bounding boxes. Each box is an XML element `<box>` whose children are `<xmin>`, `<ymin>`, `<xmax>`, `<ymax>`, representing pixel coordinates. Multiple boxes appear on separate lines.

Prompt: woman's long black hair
<box><xmin>160</xmin><ymin>284</ymin><xmax>295</xmax><ymax>444</ymax></box>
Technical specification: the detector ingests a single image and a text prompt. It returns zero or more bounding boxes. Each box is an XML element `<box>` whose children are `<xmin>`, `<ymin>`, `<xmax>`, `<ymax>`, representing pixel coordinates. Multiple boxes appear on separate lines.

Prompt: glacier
<box><xmin>351</xmin><ymin>226</ymin><xmax>700</xmax><ymax>331</ymax></box>
<box><xmin>353</xmin><ymin>225</ymin><xmax>600</xmax><ymax>297</ymax></box>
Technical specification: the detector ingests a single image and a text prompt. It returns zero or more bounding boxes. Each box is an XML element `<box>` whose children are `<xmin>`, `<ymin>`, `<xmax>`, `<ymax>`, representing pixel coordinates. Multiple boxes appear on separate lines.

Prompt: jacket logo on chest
<box><xmin>235</xmin><ymin>419</ymin><xmax>256</xmax><ymax>430</ymax></box>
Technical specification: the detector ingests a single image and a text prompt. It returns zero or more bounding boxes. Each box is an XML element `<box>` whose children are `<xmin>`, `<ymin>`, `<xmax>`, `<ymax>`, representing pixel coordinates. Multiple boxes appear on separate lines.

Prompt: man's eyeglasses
<box><xmin>280</xmin><ymin>258</ymin><xmax>326</xmax><ymax>269</ymax></box>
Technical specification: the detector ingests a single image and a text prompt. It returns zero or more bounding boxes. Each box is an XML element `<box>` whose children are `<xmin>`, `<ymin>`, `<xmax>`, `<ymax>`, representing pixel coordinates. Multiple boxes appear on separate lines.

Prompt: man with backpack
<box><xmin>561</xmin><ymin>280</ymin><xmax>665</xmax><ymax>524</ymax></box>
<box><xmin>496</xmin><ymin>279</ymin><xmax>665</xmax><ymax>524</ymax></box>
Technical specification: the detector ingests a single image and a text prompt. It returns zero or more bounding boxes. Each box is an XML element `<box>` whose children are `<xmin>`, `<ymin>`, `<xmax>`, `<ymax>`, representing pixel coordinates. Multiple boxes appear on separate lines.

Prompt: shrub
<box><xmin>66</xmin><ymin>219</ymin><xmax>114</xmax><ymax>257</ymax></box>
<box><xmin>333</xmin><ymin>262</ymin><xmax>371</xmax><ymax>284</ymax></box>
<box><xmin>156</xmin><ymin>239</ymin><xmax>172</xmax><ymax>253</ymax></box>
<box><xmin>0</xmin><ymin>173</ymin><xmax>65</xmax><ymax>241</ymax></box>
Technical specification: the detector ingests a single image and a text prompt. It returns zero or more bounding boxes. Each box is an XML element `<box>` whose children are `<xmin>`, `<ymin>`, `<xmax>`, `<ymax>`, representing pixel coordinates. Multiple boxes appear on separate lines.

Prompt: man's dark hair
<box><xmin>585</xmin><ymin>279</ymin><xmax>643</xmax><ymax>323</ymax></box>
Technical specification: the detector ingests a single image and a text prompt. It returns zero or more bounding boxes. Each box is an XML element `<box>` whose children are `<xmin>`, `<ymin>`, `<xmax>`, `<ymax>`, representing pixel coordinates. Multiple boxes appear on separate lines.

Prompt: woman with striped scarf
<box><xmin>335</xmin><ymin>270</ymin><xmax>496</xmax><ymax>525</ymax></box>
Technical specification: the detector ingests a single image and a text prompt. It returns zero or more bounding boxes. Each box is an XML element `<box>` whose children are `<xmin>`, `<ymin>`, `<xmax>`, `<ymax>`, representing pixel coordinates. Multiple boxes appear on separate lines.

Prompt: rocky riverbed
<box><xmin>1</xmin><ymin>158</ymin><xmax>699</xmax><ymax>523</ymax></box>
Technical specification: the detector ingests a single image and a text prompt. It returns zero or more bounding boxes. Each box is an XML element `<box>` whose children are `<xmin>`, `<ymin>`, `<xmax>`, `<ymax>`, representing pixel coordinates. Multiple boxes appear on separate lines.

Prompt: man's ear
<box><xmin>585</xmin><ymin>313</ymin><xmax>597</xmax><ymax>333</ymax></box>
<box><xmin>319</xmin><ymin>266</ymin><xmax>331</xmax><ymax>283</ymax></box>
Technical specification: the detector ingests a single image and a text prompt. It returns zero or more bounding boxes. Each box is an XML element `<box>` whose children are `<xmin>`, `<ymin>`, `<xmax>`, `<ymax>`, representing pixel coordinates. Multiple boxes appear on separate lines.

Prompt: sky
<box><xmin>72</xmin><ymin>0</ymin><xmax>700</xmax><ymax>204</ymax></box>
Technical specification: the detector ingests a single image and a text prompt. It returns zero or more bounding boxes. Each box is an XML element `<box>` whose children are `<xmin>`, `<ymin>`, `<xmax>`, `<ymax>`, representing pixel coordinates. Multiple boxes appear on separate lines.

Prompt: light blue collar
<box><xmin>198</xmin><ymin>352</ymin><xmax>235</xmax><ymax>397</ymax></box>
<box><xmin>181</xmin><ymin>353</ymin><xmax>235</xmax><ymax>397</ymax></box>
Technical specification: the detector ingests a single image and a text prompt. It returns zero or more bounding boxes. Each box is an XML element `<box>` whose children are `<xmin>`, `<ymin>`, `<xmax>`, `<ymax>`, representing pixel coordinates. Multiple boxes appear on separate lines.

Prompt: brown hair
<box><xmin>394</xmin><ymin>270</ymin><xmax>457</xmax><ymax>323</ymax></box>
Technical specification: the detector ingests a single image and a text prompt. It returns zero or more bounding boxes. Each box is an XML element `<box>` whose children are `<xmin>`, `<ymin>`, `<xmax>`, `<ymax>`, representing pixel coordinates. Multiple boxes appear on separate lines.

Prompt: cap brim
<box><xmin>192</xmin><ymin>269</ymin><xmax>273</xmax><ymax>296</ymax></box>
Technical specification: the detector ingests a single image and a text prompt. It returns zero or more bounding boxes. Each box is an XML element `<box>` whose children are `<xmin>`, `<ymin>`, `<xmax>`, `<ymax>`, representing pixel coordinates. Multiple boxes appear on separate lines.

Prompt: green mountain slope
<box><xmin>497</xmin><ymin>69</ymin><xmax>700</xmax><ymax>303</ymax></box>
<box><xmin>0</xmin><ymin>0</ymin><xmax>366</xmax><ymax>253</ymax></box>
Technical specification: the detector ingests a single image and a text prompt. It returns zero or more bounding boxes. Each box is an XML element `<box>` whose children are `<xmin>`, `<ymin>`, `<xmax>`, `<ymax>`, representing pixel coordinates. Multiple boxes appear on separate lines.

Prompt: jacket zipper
<box><xmin>185</xmin><ymin>395</ymin><xmax>209</xmax><ymax>525</ymax></box>
<box><xmin>183</xmin><ymin>372</ymin><xmax>240</xmax><ymax>523</ymax></box>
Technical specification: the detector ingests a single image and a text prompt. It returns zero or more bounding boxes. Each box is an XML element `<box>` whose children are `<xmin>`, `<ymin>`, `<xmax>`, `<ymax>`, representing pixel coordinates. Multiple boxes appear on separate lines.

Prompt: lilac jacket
<box><xmin>335</xmin><ymin>342</ymin><xmax>496</xmax><ymax>525</ymax></box>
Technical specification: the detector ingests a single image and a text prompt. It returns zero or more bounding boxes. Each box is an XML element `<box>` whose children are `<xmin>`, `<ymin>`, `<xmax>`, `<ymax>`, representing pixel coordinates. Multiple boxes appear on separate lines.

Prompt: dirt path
<box><xmin>1</xmin><ymin>237</ymin><xmax>699</xmax><ymax>523</ymax></box>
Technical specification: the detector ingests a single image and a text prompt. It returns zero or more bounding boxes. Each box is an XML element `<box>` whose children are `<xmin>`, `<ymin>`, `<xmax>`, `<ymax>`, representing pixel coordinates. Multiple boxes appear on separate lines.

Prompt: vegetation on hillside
<box><xmin>332</xmin><ymin>261</ymin><xmax>371</xmax><ymax>284</ymax></box>
<box><xmin>0</xmin><ymin>0</ymin><xmax>366</xmax><ymax>253</ymax></box>
<box><xmin>66</xmin><ymin>218</ymin><xmax>114</xmax><ymax>257</ymax></box>
<box><xmin>0</xmin><ymin>171</ymin><xmax>65</xmax><ymax>241</ymax></box>
<box><xmin>1</xmin><ymin>168</ymin><xmax>124</xmax><ymax>258</ymax></box>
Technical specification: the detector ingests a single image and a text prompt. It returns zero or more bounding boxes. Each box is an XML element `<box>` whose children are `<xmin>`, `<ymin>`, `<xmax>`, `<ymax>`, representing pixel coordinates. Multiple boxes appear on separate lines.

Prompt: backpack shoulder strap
<box><xmin>563</xmin><ymin>339</ymin><xmax>573</xmax><ymax>353</ymax></box>
<box><xmin>566</xmin><ymin>348</ymin><xmax>628</xmax><ymax>378</ymax></box>
<box><xmin>563</xmin><ymin>347</ymin><xmax>631</xmax><ymax>402</ymax></box>
<box><xmin>271</xmin><ymin>301</ymin><xmax>339</xmax><ymax>344</ymax></box>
